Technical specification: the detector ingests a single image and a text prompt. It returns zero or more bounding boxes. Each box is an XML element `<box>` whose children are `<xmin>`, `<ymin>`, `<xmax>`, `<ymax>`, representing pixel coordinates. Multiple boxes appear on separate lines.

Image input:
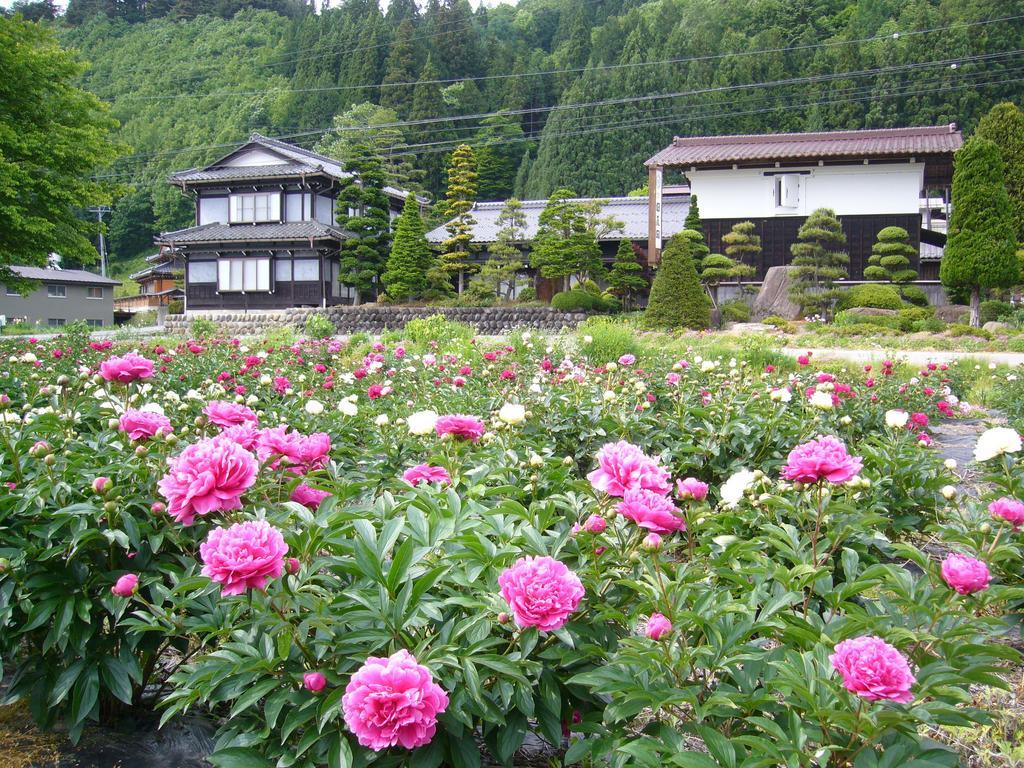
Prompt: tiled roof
<box><xmin>646</xmin><ymin>125</ymin><xmax>962</xmax><ymax>167</ymax></box>
<box><xmin>9</xmin><ymin>266</ymin><xmax>120</xmax><ymax>286</ymax></box>
<box><xmin>157</xmin><ymin>222</ymin><xmax>348</xmax><ymax>245</ymax></box>
<box><xmin>170</xmin><ymin>164</ymin><xmax>323</xmax><ymax>183</ymax></box>
<box><xmin>426</xmin><ymin>196</ymin><xmax>690</xmax><ymax>245</ymax></box>
<box><xmin>920</xmin><ymin>242</ymin><xmax>944</xmax><ymax>261</ymax></box>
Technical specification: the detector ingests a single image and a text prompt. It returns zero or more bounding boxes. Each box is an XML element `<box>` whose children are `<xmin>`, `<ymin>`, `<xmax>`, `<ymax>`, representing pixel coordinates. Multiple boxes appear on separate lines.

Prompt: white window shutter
<box><xmin>256</xmin><ymin>259</ymin><xmax>270</xmax><ymax>291</ymax></box>
<box><xmin>270</xmin><ymin>193</ymin><xmax>281</xmax><ymax>221</ymax></box>
<box><xmin>218</xmin><ymin>260</ymin><xmax>231</xmax><ymax>291</ymax></box>
<box><xmin>783</xmin><ymin>175</ymin><xmax>799</xmax><ymax>207</ymax></box>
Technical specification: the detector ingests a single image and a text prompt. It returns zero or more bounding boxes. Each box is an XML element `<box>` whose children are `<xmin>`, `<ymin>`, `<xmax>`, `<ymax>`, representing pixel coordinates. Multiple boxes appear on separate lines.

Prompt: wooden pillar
<box><xmin>647</xmin><ymin>165</ymin><xmax>662</xmax><ymax>266</ymax></box>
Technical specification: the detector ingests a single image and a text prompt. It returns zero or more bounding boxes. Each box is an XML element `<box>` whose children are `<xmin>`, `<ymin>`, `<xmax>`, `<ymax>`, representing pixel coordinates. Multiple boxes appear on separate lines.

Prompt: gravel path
<box><xmin>781</xmin><ymin>347</ymin><xmax>1024</xmax><ymax>366</ymax></box>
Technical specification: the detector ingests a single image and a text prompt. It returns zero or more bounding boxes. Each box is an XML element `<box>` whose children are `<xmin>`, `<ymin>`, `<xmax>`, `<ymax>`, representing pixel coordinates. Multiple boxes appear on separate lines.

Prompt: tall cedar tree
<box><xmin>721</xmin><ymin>221</ymin><xmax>760</xmax><ymax>286</ymax></box>
<box><xmin>974</xmin><ymin>101</ymin><xmax>1024</xmax><ymax>243</ymax></box>
<box><xmin>379</xmin><ymin>19</ymin><xmax>418</xmax><ymax>118</ymax></box>
<box><xmin>474</xmin><ymin>114</ymin><xmax>529</xmax><ymax>201</ymax></box>
<box><xmin>334</xmin><ymin>144</ymin><xmax>392</xmax><ymax>305</ymax></box>
<box><xmin>315</xmin><ymin>103</ymin><xmax>421</xmax><ymax>192</ymax></box>
<box><xmin>530</xmin><ymin>188</ymin><xmax>606</xmax><ymax>292</ymax></box>
<box><xmin>864</xmin><ymin>226</ymin><xmax>917</xmax><ymax>285</ymax></box>
<box><xmin>383</xmin><ymin>194</ymin><xmax>432</xmax><ymax>302</ymax></box>
<box><xmin>684</xmin><ymin>194</ymin><xmax>703</xmax><ymax>236</ymax></box>
<box><xmin>605</xmin><ymin>238</ymin><xmax>647</xmax><ymax>310</ymax></box>
<box><xmin>409</xmin><ymin>54</ymin><xmax>453</xmax><ymax>195</ymax></box>
<box><xmin>440</xmin><ymin>144</ymin><xmax>479</xmax><ymax>293</ymax></box>
<box><xmin>475</xmin><ymin>198</ymin><xmax>526</xmax><ymax>301</ymax></box>
<box><xmin>788</xmin><ymin>208</ymin><xmax>849</xmax><ymax>317</ymax></box>
<box><xmin>941</xmin><ymin>137</ymin><xmax>1018</xmax><ymax>326</ymax></box>
<box><xmin>0</xmin><ymin>16</ymin><xmax>124</xmax><ymax>289</ymax></box>
<box><xmin>644</xmin><ymin>232</ymin><xmax>711</xmax><ymax>330</ymax></box>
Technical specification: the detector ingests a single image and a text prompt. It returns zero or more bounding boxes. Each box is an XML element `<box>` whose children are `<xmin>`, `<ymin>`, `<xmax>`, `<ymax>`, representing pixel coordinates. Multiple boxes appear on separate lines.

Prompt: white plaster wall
<box><xmin>222</xmin><ymin>148</ymin><xmax>289</xmax><ymax>167</ymax></box>
<box><xmin>688</xmin><ymin>163</ymin><xmax>924</xmax><ymax>219</ymax></box>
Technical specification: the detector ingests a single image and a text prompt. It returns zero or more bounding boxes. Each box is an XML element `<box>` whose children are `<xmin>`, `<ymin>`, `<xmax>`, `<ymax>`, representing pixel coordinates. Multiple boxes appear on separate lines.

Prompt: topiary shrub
<box><xmin>897</xmin><ymin>307</ymin><xmax>934</xmax><ymax>331</ymax></box>
<box><xmin>833</xmin><ymin>311</ymin><xmax>903</xmax><ymax>331</ymax></box>
<box><xmin>720</xmin><ymin>299</ymin><xmax>751</xmax><ymax>324</ymax></box>
<box><xmin>643</xmin><ymin>233</ymin><xmax>711</xmax><ymax>330</ymax></box>
<box><xmin>913</xmin><ymin>317</ymin><xmax>947</xmax><ymax>333</ymax></box>
<box><xmin>980</xmin><ymin>300</ymin><xmax>1013</xmax><ymax>325</ymax></box>
<box><xmin>578</xmin><ymin>279</ymin><xmax>602</xmax><ymax>296</ymax></box>
<box><xmin>899</xmin><ymin>285</ymin><xmax>929</xmax><ymax>307</ymax></box>
<box><xmin>551</xmin><ymin>289</ymin><xmax>616</xmax><ymax>313</ymax></box>
<box><xmin>834</xmin><ymin>284</ymin><xmax>904</xmax><ymax>312</ymax></box>
<box><xmin>516</xmin><ymin>286</ymin><xmax>537</xmax><ymax>303</ymax></box>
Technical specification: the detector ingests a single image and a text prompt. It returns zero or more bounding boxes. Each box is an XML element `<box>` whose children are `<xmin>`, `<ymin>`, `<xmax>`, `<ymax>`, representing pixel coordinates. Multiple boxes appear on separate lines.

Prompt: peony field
<box><xmin>1</xmin><ymin>317</ymin><xmax>1022</xmax><ymax>768</ymax></box>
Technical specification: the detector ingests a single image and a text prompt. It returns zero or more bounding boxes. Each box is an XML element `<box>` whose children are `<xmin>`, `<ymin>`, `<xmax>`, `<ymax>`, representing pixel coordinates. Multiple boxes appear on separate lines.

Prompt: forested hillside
<box><xmin>8</xmin><ymin>0</ymin><xmax>1022</xmax><ymax>278</ymax></box>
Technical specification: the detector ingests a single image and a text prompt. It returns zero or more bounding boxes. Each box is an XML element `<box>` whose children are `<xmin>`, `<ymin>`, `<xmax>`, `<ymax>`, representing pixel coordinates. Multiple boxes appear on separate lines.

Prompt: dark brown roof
<box><xmin>156</xmin><ymin>222</ymin><xmax>348</xmax><ymax>245</ymax></box>
<box><xmin>170</xmin><ymin>164</ymin><xmax>324</xmax><ymax>183</ymax></box>
<box><xmin>646</xmin><ymin>125</ymin><xmax>962</xmax><ymax>168</ymax></box>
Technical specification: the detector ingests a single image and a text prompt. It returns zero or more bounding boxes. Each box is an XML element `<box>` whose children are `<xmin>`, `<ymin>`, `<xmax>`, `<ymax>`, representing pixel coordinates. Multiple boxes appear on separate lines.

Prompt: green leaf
<box><xmin>698</xmin><ymin>725</ymin><xmax>736</xmax><ymax>768</ymax></box>
<box><xmin>50</xmin><ymin>660</ymin><xmax>85</xmax><ymax>706</ymax></box>
<box><xmin>208</xmin><ymin>747</ymin><xmax>273</xmax><ymax>768</ymax></box>
<box><xmin>70</xmin><ymin>665</ymin><xmax>99</xmax><ymax>727</ymax></box>
<box><xmin>229</xmin><ymin>678</ymin><xmax>280</xmax><ymax>718</ymax></box>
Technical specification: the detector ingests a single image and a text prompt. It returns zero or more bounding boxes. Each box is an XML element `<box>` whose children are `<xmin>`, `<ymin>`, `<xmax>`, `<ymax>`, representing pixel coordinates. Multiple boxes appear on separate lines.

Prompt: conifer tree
<box><xmin>684</xmin><ymin>194</ymin><xmax>703</xmax><ymax>236</ymax></box>
<box><xmin>605</xmin><ymin>238</ymin><xmax>647</xmax><ymax>310</ymax></box>
<box><xmin>440</xmin><ymin>143</ymin><xmax>478</xmax><ymax>294</ymax></box>
<box><xmin>379</xmin><ymin>19</ymin><xmax>419</xmax><ymax>119</ymax></box>
<box><xmin>721</xmin><ymin>221</ymin><xmax>760</xmax><ymax>287</ymax></box>
<box><xmin>530</xmin><ymin>188</ymin><xmax>605</xmax><ymax>292</ymax></box>
<box><xmin>863</xmin><ymin>226</ymin><xmax>917</xmax><ymax>285</ymax></box>
<box><xmin>974</xmin><ymin>101</ymin><xmax>1024</xmax><ymax>243</ymax></box>
<box><xmin>334</xmin><ymin>144</ymin><xmax>392</xmax><ymax>305</ymax></box>
<box><xmin>644</xmin><ymin>232</ymin><xmax>710</xmax><ymax>330</ymax></box>
<box><xmin>941</xmin><ymin>137</ymin><xmax>1018</xmax><ymax>326</ymax></box>
<box><xmin>474</xmin><ymin>198</ymin><xmax>526</xmax><ymax>301</ymax></box>
<box><xmin>788</xmin><ymin>208</ymin><xmax>849</xmax><ymax>317</ymax></box>
<box><xmin>382</xmin><ymin>194</ymin><xmax>432</xmax><ymax>303</ymax></box>
<box><xmin>409</xmin><ymin>54</ymin><xmax>453</xmax><ymax>194</ymax></box>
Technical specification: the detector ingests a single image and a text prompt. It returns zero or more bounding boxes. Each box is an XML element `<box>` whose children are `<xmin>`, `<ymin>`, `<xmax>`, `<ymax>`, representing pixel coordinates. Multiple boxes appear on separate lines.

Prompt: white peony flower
<box><xmin>720</xmin><ymin>469</ymin><xmax>756</xmax><ymax>509</ymax></box>
<box><xmin>770</xmin><ymin>387</ymin><xmax>791</xmax><ymax>403</ymax></box>
<box><xmin>885</xmin><ymin>409</ymin><xmax>909</xmax><ymax>429</ymax></box>
<box><xmin>974</xmin><ymin>427</ymin><xmax>1022</xmax><ymax>462</ymax></box>
<box><xmin>338</xmin><ymin>399</ymin><xmax>358</xmax><ymax>417</ymax></box>
<box><xmin>305</xmin><ymin>399</ymin><xmax>324</xmax><ymax>416</ymax></box>
<box><xmin>407</xmin><ymin>410</ymin><xmax>438</xmax><ymax>435</ymax></box>
<box><xmin>944</xmin><ymin>458</ymin><xmax>958</xmax><ymax>471</ymax></box>
<box><xmin>498</xmin><ymin>402</ymin><xmax>526</xmax><ymax>425</ymax></box>
<box><xmin>375</xmin><ymin>414</ymin><xmax>389</xmax><ymax>427</ymax></box>
<box><xmin>809</xmin><ymin>390</ymin><xmax>833</xmax><ymax>410</ymax></box>
<box><xmin>701</xmin><ymin>360</ymin><xmax>716</xmax><ymax>373</ymax></box>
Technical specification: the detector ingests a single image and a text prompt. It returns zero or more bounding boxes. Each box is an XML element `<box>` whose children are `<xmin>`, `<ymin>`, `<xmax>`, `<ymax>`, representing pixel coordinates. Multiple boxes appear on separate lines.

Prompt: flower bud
<box><xmin>642</xmin><ymin>533</ymin><xmax>662</xmax><ymax>551</ymax></box>
<box><xmin>562</xmin><ymin>456</ymin><xmax>573</xmax><ymax>466</ymax></box>
<box><xmin>497</xmin><ymin>612</ymin><xmax>510</xmax><ymax>624</ymax></box>
<box><xmin>979</xmin><ymin>522</ymin><xmax>992</xmax><ymax>535</ymax></box>
<box><xmin>103</xmin><ymin>500</ymin><xmax>117</xmax><ymax>514</ymax></box>
<box><xmin>529</xmin><ymin>453</ymin><xmax>544</xmax><ymax>467</ymax></box>
<box><xmin>303</xmin><ymin>672</ymin><xmax>327</xmax><ymax>693</ymax></box>
<box><xmin>944</xmin><ymin>458</ymin><xmax>958</xmax><ymax>471</ymax></box>
<box><xmin>151</xmin><ymin>501</ymin><xmax>166</xmax><ymax>515</ymax></box>
<box><xmin>92</xmin><ymin>476</ymin><xmax>112</xmax><ymax>495</ymax></box>
<box><xmin>0</xmin><ymin>557</ymin><xmax>10</xmax><ymax>573</ymax></box>
<box><xmin>286</xmin><ymin>557</ymin><xmax>301</xmax><ymax>575</ymax></box>
<box><xmin>44</xmin><ymin>454</ymin><xmax>57</xmax><ymax>467</ymax></box>
<box><xmin>135</xmin><ymin>445</ymin><xmax>148</xmax><ymax>458</ymax></box>
<box><xmin>111</xmin><ymin>573</ymin><xmax>138</xmax><ymax>597</ymax></box>
<box><xmin>941</xmin><ymin>485</ymin><xmax>957</xmax><ymax>500</ymax></box>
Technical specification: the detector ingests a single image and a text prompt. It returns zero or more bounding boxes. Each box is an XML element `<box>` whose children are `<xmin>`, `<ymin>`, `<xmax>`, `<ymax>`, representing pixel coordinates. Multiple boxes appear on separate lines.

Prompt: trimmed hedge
<box><xmin>552</xmin><ymin>289</ymin><xmax>616</xmax><ymax>313</ymax></box>
<box><xmin>835</xmin><ymin>284</ymin><xmax>904</xmax><ymax>312</ymax></box>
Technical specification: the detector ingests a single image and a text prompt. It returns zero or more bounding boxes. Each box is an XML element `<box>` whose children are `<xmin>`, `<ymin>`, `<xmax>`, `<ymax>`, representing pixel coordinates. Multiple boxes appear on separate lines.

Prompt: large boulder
<box><xmin>935</xmin><ymin>305</ymin><xmax>969</xmax><ymax>323</ymax></box>
<box><xmin>752</xmin><ymin>266</ymin><xmax>802</xmax><ymax>321</ymax></box>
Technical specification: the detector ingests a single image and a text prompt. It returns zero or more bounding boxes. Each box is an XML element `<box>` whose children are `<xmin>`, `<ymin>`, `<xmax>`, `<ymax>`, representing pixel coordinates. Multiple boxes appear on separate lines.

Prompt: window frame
<box><xmin>86</xmin><ymin>286</ymin><xmax>104</xmax><ymax>299</ymax></box>
<box><xmin>47</xmin><ymin>284</ymin><xmax>67</xmax><ymax>299</ymax></box>
<box><xmin>229</xmin><ymin>192</ymin><xmax>282</xmax><ymax>224</ymax></box>
<box><xmin>48</xmin><ymin>318</ymin><xmax>66</xmax><ymax>327</ymax></box>
<box><xmin>217</xmin><ymin>258</ymin><xmax>271</xmax><ymax>293</ymax></box>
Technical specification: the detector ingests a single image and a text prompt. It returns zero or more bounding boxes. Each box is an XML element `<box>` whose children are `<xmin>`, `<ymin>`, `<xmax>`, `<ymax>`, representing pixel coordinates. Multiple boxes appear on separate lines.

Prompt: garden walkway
<box><xmin>780</xmin><ymin>347</ymin><xmax>1024</xmax><ymax>366</ymax></box>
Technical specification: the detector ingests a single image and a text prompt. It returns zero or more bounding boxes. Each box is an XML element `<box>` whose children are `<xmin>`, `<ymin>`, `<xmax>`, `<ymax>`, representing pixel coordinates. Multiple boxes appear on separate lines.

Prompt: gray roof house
<box><xmin>1</xmin><ymin>266</ymin><xmax>120</xmax><ymax>329</ymax></box>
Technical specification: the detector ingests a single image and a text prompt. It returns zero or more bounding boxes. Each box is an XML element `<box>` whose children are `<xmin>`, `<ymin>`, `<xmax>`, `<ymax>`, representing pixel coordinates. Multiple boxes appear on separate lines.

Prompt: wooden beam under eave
<box><xmin>647</xmin><ymin>165</ymin><xmax>661</xmax><ymax>266</ymax></box>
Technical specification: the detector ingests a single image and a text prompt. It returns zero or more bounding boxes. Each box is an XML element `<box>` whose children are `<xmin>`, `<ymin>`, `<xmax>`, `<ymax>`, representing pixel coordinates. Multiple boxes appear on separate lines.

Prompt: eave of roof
<box><xmin>8</xmin><ymin>265</ymin><xmax>121</xmax><ymax>286</ymax></box>
<box><xmin>156</xmin><ymin>221</ymin><xmax>349</xmax><ymax>246</ymax></box>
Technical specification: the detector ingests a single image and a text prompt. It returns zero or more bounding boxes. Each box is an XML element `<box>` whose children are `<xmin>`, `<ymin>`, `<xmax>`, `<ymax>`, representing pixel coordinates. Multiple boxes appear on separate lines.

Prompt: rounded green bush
<box><xmin>552</xmin><ymin>289</ymin><xmax>611</xmax><ymax>313</ymax></box>
<box><xmin>720</xmin><ymin>299</ymin><xmax>751</xmax><ymax>323</ymax></box>
<box><xmin>980</xmin><ymin>299</ymin><xmax>1013</xmax><ymax>324</ymax></box>
<box><xmin>899</xmin><ymin>285</ymin><xmax>929</xmax><ymax>307</ymax></box>
<box><xmin>835</xmin><ymin>284</ymin><xmax>904</xmax><ymax>312</ymax></box>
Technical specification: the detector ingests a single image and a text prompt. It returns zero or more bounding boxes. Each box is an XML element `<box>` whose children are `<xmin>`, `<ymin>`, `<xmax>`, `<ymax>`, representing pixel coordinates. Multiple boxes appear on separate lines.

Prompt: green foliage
<box><xmin>473</xmin><ymin>114</ymin><xmax>530</xmax><ymax>201</ymax></box>
<box><xmin>974</xmin><ymin>101</ymin><xmax>1024</xmax><ymax>242</ymax></box>
<box><xmin>864</xmin><ymin>226</ymin><xmax>918</xmax><ymax>284</ymax></box>
<box><xmin>577</xmin><ymin>317</ymin><xmax>639</xmax><ymax>364</ymax></box>
<box><xmin>941</xmin><ymin>137</ymin><xmax>1019</xmax><ymax>323</ymax></box>
<box><xmin>720</xmin><ymin>298</ymin><xmax>751</xmax><ymax>323</ymax></box>
<box><xmin>383</xmin><ymin>195</ymin><xmax>433</xmax><ymax>303</ymax></box>
<box><xmin>899</xmin><ymin>285</ymin><xmax>930</xmax><ymax>307</ymax></box>
<box><xmin>304</xmin><ymin>313</ymin><xmax>334</xmax><ymax>340</ymax></box>
<box><xmin>551</xmin><ymin>288</ymin><xmax>614</xmax><ymax>313</ymax></box>
<box><xmin>516</xmin><ymin>286</ymin><xmax>536</xmax><ymax>303</ymax></box>
<box><xmin>834</xmin><ymin>310</ymin><xmax>904</xmax><ymax>331</ymax></box>
<box><xmin>335</xmin><ymin>143</ymin><xmax>393</xmax><ymax>304</ymax></box>
<box><xmin>644</xmin><ymin>232</ymin><xmax>710</xmax><ymax>330</ymax></box>
<box><xmin>684</xmin><ymin>194</ymin><xmax>703</xmax><ymax>236</ymax></box>
<box><xmin>835</xmin><ymin>284</ymin><xmax>904</xmax><ymax>312</ymax></box>
<box><xmin>402</xmin><ymin>314</ymin><xmax>473</xmax><ymax>345</ymax></box>
<box><xmin>190</xmin><ymin>317</ymin><xmax>216</xmax><ymax>339</ymax></box>
<box><xmin>166</xmin><ymin>299</ymin><xmax>184</xmax><ymax>315</ymax></box>
<box><xmin>980</xmin><ymin>300</ymin><xmax>1014</xmax><ymax>325</ymax></box>
<box><xmin>948</xmin><ymin>323</ymin><xmax>993</xmax><ymax>339</ymax></box>
<box><xmin>314</xmin><ymin>102</ymin><xmax>421</xmax><ymax>192</ymax></box>
<box><xmin>762</xmin><ymin>315</ymin><xmax>795</xmax><ymax>331</ymax></box>
<box><xmin>530</xmin><ymin>189</ymin><xmax>610</xmax><ymax>292</ymax></box>
<box><xmin>0</xmin><ymin>16</ymin><xmax>125</xmax><ymax>287</ymax></box>
<box><xmin>439</xmin><ymin>144</ymin><xmax>479</xmax><ymax>293</ymax></box>
<box><xmin>721</xmin><ymin>220</ymin><xmax>760</xmax><ymax>283</ymax></box>
<box><xmin>789</xmin><ymin>208</ymin><xmax>849</xmax><ymax>316</ymax></box>
<box><xmin>605</xmin><ymin>239</ymin><xmax>647</xmax><ymax>311</ymax></box>
<box><xmin>475</xmin><ymin>198</ymin><xmax>527</xmax><ymax>302</ymax></box>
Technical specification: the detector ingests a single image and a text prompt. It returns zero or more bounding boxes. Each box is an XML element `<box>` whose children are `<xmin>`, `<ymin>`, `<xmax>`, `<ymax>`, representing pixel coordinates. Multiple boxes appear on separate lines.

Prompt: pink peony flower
<box><xmin>342</xmin><ymin>650</ymin><xmax>448</xmax><ymax>751</ymax></box>
<box><xmin>200</xmin><ymin>520</ymin><xmax>288</xmax><ymax>596</ymax></box>
<box><xmin>402</xmin><ymin>464</ymin><xmax>452</xmax><ymax>487</ymax></box>
<box><xmin>434</xmin><ymin>414</ymin><xmax>486</xmax><ymax>442</ymax></box>
<box><xmin>941</xmin><ymin>553</ymin><xmax>991</xmax><ymax>594</ymax></box>
<box><xmin>830</xmin><ymin>636</ymin><xmax>915</xmax><ymax>704</ymax></box>
<box><xmin>989</xmin><ymin>497</ymin><xmax>1024</xmax><ymax>530</ymax></box>
<box><xmin>676</xmin><ymin>477</ymin><xmax>709</xmax><ymax>501</ymax></box>
<box><xmin>290</xmin><ymin>483</ymin><xmax>331</xmax><ymax>510</ymax></box>
<box><xmin>111</xmin><ymin>573</ymin><xmax>138</xmax><ymax>597</ymax></box>
<box><xmin>618</xmin><ymin>354</ymin><xmax>636</xmax><ymax>366</ymax></box>
<box><xmin>119</xmin><ymin>409</ymin><xmax>172</xmax><ymax>441</ymax></box>
<box><xmin>583</xmin><ymin>514</ymin><xmax>607</xmax><ymax>533</ymax></box>
<box><xmin>99</xmin><ymin>353</ymin><xmax>154</xmax><ymax>384</ymax></box>
<box><xmin>219</xmin><ymin>422</ymin><xmax>261</xmax><ymax>451</ymax></box>
<box><xmin>498</xmin><ymin>555</ymin><xmax>584</xmax><ymax>631</ymax></box>
<box><xmin>303</xmin><ymin>672</ymin><xmax>327</xmax><ymax>693</ymax></box>
<box><xmin>781</xmin><ymin>436</ymin><xmax>863</xmax><ymax>485</ymax></box>
<box><xmin>617</xmin><ymin>488</ymin><xmax>686</xmax><ymax>534</ymax></box>
<box><xmin>256</xmin><ymin>426</ymin><xmax>331</xmax><ymax>473</ymax></box>
<box><xmin>92</xmin><ymin>476</ymin><xmax>112</xmax><ymax>495</ymax></box>
<box><xmin>158</xmin><ymin>436</ymin><xmax>258</xmax><ymax>526</ymax></box>
<box><xmin>645</xmin><ymin>613</ymin><xmax>672</xmax><ymax>640</ymax></box>
<box><xmin>204</xmin><ymin>400</ymin><xmax>258</xmax><ymax>428</ymax></box>
<box><xmin>586</xmin><ymin>441</ymin><xmax>671</xmax><ymax>497</ymax></box>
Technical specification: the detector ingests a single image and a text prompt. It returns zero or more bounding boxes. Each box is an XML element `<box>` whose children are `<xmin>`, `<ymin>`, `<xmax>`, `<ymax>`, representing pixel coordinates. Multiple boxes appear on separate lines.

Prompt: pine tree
<box><xmin>941</xmin><ymin>137</ymin><xmax>1018</xmax><ymax>327</ymax></box>
<box><xmin>864</xmin><ymin>227</ymin><xmax>917</xmax><ymax>285</ymax></box>
<box><xmin>409</xmin><ymin>54</ymin><xmax>453</xmax><ymax>195</ymax></box>
<box><xmin>644</xmin><ymin>232</ymin><xmax>710</xmax><ymax>330</ymax></box>
<box><xmin>721</xmin><ymin>221</ymin><xmax>760</xmax><ymax>287</ymax></box>
<box><xmin>440</xmin><ymin>144</ymin><xmax>478</xmax><ymax>294</ymax></box>
<box><xmin>684</xmin><ymin>194</ymin><xmax>703</xmax><ymax>236</ymax></box>
<box><xmin>605</xmin><ymin>238</ymin><xmax>647</xmax><ymax>310</ymax></box>
<box><xmin>530</xmin><ymin>188</ymin><xmax>605</xmax><ymax>292</ymax></box>
<box><xmin>974</xmin><ymin>101</ymin><xmax>1024</xmax><ymax>243</ymax></box>
<box><xmin>474</xmin><ymin>198</ymin><xmax>526</xmax><ymax>301</ymax></box>
<box><xmin>382</xmin><ymin>194</ymin><xmax>432</xmax><ymax>303</ymax></box>
<box><xmin>334</xmin><ymin>144</ymin><xmax>392</xmax><ymax>305</ymax></box>
<box><xmin>379</xmin><ymin>19</ymin><xmax>419</xmax><ymax>119</ymax></box>
<box><xmin>788</xmin><ymin>208</ymin><xmax>849</xmax><ymax>317</ymax></box>
<box><xmin>473</xmin><ymin>114</ymin><xmax>529</xmax><ymax>201</ymax></box>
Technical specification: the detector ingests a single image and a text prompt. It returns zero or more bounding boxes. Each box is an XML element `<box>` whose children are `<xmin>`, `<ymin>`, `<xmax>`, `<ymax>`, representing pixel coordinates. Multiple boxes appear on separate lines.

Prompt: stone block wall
<box><xmin>163</xmin><ymin>306</ymin><xmax>589</xmax><ymax>337</ymax></box>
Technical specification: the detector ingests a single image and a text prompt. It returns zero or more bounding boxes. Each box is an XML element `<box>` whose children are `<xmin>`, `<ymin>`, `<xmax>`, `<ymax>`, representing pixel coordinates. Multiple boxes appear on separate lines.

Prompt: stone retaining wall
<box><xmin>163</xmin><ymin>306</ymin><xmax>588</xmax><ymax>336</ymax></box>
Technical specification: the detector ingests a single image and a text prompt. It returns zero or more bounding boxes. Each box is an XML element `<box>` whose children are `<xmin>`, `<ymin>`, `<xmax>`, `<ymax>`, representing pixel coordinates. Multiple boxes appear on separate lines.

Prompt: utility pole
<box><xmin>89</xmin><ymin>205</ymin><xmax>111</xmax><ymax>277</ymax></box>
